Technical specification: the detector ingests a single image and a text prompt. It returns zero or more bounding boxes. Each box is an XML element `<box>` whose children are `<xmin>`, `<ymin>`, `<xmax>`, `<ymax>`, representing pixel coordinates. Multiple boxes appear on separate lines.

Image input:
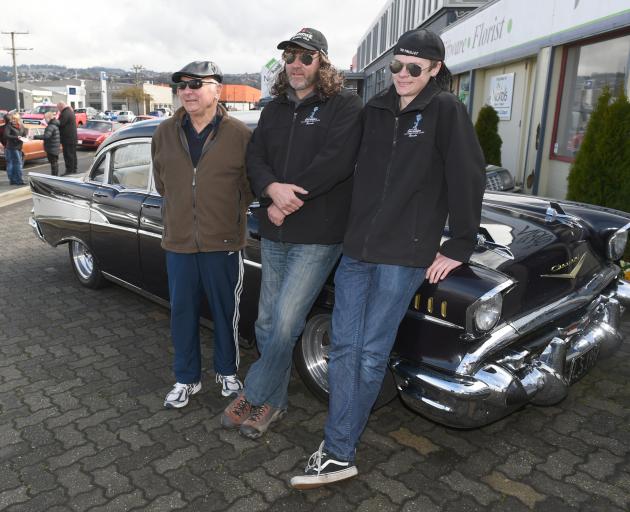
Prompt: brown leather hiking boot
<box><xmin>239</xmin><ymin>403</ymin><xmax>286</xmax><ymax>439</ymax></box>
<box><xmin>221</xmin><ymin>393</ymin><xmax>252</xmax><ymax>429</ymax></box>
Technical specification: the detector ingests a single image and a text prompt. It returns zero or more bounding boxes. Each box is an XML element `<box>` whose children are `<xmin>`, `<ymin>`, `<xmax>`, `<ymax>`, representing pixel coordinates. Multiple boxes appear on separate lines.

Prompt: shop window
<box><xmin>375</xmin><ymin>67</ymin><xmax>387</xmax><ymax>94</ymax></box>
<box><xmin>552</xmin><ymin>34</ymin><xmax>630</xmax><ymax>160</ymax></box>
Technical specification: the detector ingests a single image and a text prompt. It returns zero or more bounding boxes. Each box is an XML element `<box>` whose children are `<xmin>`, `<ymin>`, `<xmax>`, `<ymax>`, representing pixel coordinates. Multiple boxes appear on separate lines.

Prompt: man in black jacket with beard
<box><xmin>221</xmin><ymin>27</ymin><xmax>362</xmax><ymax>440</ymax></box>
<box><xmin>291</xmin><ymin>28</ymin><xmax>486</xmax><ymax>489</ymax></box>
<box><xmin>57</xmin><ymin>102</ymin><xmax>78</xmax><ymax>175</ymax></box>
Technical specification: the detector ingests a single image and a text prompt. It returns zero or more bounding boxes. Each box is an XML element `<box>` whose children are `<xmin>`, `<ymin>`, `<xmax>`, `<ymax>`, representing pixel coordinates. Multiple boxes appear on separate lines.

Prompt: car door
<box><xmin>90</xmin><ymin>139</ymin><xmax>151</xmax><ymax>286</ymax></box>
<box><xmin>138</xmin><ymin>178</ymin><xmax>169</xmax><ymax>301</ymax></box>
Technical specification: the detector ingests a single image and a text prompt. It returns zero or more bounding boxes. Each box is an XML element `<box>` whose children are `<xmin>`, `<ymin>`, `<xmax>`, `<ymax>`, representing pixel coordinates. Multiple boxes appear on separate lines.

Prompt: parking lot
<box><xmin>1</xmin><ymin>196</ymin><xmax>630</xmax><ymax>511</ymax></box>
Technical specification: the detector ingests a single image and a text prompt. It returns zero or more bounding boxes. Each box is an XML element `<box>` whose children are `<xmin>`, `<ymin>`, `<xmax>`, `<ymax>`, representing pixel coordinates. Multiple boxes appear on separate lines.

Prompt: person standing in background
<box><xmin>57</xmin><ymin>102</ymin><xmax>78</xmax><ymax>175</ymax></box>
<box><xmin>34</xmin><ymin>112</ymin><xmax>61</xmax><ymax>176</ymax></box>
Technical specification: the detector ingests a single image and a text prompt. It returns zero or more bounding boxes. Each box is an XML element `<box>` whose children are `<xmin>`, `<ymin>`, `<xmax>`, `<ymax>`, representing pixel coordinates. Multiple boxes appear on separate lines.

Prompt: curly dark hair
<box><xmin>271</xmin><ymin>51</ymin><xmax>345</xmax><ymax>99</ymax></box>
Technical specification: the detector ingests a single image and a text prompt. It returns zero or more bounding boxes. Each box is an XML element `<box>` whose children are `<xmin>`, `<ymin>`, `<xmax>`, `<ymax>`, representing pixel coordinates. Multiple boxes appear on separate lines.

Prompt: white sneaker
<box><xmin>216</xmin><ymin>374</ymin><xmax>243</xmax><ymax>397</ymax></box>
<box><xmin>164</xmin><ymin>382</ymin><xmax>201</xmax><ymax>408</ymax></box>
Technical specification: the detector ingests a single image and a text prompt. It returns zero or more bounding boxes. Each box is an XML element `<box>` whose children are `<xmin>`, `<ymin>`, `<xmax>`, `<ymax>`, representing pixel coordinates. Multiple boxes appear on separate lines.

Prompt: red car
<box><xmin>77</xmin><ymin>120</ymin><xmax>119</xmax><ymax>149</ymax></box>
<box><xmin>22</xmin><ymin>105</ymin><xmax>88</xmax><ymax>126</ymax></box>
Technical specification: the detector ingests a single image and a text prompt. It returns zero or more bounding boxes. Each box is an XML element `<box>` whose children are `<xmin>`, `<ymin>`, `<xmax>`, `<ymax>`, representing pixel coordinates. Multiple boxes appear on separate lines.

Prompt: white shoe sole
<box><xmin>290</xmin><ymin>466</ymin><xmax>358</xmax><ymax>489</ymax></box>
<box><xmin>164</xmin><ymin>382</ymin><xmax>201</xmax><ymax>409</ymax></box>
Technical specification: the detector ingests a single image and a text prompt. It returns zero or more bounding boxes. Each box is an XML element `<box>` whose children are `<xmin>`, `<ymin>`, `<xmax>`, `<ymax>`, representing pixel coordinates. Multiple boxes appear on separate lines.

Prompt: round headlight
<box><xmin>474</xmin><ymin>293</ymin><xmax>503</xmax><ymax>332</ymax></box>
<box><xmin>607</xmin><ymin>229</ymin><xmax>628</xmax><ymax>260</ymax></box>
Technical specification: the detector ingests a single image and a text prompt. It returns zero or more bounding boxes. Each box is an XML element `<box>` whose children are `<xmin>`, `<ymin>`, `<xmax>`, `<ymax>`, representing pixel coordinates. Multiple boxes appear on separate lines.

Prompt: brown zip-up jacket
<box><xmin>151</xmin><ymin>105</ymin><xmax>254</xmax><ymax>253</ymax></box>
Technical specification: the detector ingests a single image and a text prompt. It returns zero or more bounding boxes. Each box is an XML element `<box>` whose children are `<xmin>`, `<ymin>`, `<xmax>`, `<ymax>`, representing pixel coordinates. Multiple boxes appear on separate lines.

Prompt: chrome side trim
<box><xmin>138</xmin><ymin>229</ymin><xmax>162</xmax><ymax>239</ymax></box>
<box><xmin>90</xmin><ymin>221</ymin><xmax>137</xmax><ymax>234</ymax></box>
<box><xmin>456</xmin><ymin>265</ymin><xmax>619</xmax><ymax>376</ymax></box>
<box><xmin>102</xmin><ymin>272</ymin><xmax>170</xmax><ymax>309</ymax></box>
<box><xmin>31</xmin><ymin>191</ymin><xmax>91</xmax><ymax>222</ymax></box>
<box><xmin>405</xmin><ymin>310</ymin><xmax>463</xmax><ymax>329</ymax></box>
<box><xmin>244</xmin><ymin>259</ymin><xmax>262</xmax><ymax>269</ymax></box>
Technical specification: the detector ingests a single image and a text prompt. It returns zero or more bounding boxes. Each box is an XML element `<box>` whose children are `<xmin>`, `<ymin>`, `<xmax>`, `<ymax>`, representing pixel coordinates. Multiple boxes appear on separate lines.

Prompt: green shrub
<box><xmin>474</xmin><ymin>105</ymin><xmax>502</xmax><ymax>166</ymax></box>
<box><xmin>567</xmin><ymin>88</ymin><xmax>630</xmax><ymax>214</ymax></box>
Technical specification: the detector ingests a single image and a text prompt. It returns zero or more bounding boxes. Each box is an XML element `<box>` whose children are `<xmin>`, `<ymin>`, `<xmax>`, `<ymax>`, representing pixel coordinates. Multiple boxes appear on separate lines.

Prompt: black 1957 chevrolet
<box><xmin>28</xmin><ymin>114</ymin><xmax>630</xmax><ymax>428</ymax></box>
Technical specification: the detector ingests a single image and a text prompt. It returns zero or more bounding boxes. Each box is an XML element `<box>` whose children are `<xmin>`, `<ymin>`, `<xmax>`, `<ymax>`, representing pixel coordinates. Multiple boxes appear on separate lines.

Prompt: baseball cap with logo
<box><xmin>393</xmin><ymin>29</ymin><xmax>445</xmax><ymax>61</ymax></box>
<box><xmin>277</xmin><ymin>28</ymin><xmax>328</xmax><ymax>56</ymax></box>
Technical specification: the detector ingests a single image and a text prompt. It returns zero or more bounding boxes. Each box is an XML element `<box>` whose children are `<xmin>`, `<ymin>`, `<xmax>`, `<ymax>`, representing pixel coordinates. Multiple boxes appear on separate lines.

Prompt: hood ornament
<box><xmin>545</xmin><ymin>202</ymin><xmax>580</xmax><ymax>227</ymax></box>
<box><xmin>541</xmin><ymin>253</ymin><xmax>586</xmax><ymax>279</ymax></box>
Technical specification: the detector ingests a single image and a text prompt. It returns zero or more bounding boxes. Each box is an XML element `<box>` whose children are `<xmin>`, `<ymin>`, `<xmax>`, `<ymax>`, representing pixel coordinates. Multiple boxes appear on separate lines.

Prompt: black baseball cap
<box><xmin>393</xmin><ymin>29</ymin><xmax>445</xmax><ymax>61</ymax></box>
<box><xmin>172</xmin><ymin>61</ymin><xmax>223</xmax><ymax>83</ymax></box>
<box><xmin>277</xmin><ymin>28</ymin><xmax>328</xmax><ymax>56</ymax></box>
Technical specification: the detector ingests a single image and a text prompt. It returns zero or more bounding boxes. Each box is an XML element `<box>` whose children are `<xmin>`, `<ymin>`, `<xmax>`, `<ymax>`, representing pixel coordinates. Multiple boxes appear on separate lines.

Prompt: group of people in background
<box><xmin>151</xmin><ymin>25</ymin><xmax>486</xmax><ymax>490</ymax></box>
<box><xmin>1</xmin><ymin>101</ymin><xmax>78</xmax><ymax>184</ymax></box>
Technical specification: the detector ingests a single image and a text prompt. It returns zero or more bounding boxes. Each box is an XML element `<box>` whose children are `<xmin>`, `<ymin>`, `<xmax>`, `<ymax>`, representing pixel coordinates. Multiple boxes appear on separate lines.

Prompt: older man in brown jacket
<box><xmin>151</xmin><ymin>61</ymin><xmax>254</xmax><ymax>408</ymax></box>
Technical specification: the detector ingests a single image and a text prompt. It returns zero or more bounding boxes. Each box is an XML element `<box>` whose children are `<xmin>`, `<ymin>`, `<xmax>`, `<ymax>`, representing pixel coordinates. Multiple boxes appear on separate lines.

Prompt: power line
<box><xmin>2</xmin><ymin>31</ymin><xmax>32</xmax><ymax>111</ymax></box>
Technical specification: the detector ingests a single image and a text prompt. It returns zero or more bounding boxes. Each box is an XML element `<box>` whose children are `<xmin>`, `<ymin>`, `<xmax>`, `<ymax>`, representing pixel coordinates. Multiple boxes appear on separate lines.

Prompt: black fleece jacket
<box><xmin>246</xmin><ymin>88</ymin><xmax>362</xmax><ymax>244</ymax></box>
<box><xmin>343</xmin><ymin>80</ymin><xmax>485</xmax><ymax>267</ymax></box>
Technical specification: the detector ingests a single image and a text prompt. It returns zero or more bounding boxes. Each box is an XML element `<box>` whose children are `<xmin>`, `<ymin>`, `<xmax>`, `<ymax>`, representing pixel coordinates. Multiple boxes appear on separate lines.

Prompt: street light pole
<box><xmin>2</xmin><ymin>31</ymin><xmax>32</xmax><ymax>111</ymax></box>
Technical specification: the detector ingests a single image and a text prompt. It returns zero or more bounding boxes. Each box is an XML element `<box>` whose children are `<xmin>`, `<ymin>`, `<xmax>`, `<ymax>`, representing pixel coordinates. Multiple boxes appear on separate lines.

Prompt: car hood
<box><xmin>78</xmin><ymin>129</ymin><xmax>109</xmax><ymax>138</ymax></box>
<box><xmin>470</xmin><ymin>192</ymin><xmax>616</xmax><ymax>317</ymax></box>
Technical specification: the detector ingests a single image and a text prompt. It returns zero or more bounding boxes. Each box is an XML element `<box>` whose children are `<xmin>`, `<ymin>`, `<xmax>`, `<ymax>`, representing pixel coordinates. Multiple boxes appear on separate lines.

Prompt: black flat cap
<box><xmin>172</xmin><ymin>61</ymin><xmax>223</xmax><ymax>83</ymax></box>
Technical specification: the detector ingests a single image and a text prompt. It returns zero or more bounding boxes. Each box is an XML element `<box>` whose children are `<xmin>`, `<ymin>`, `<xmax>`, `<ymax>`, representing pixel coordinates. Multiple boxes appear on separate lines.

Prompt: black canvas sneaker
<box><xmin>290</xmin><ymin>441</ymin><xmax>358</xmax><ymax>489</ymax></box>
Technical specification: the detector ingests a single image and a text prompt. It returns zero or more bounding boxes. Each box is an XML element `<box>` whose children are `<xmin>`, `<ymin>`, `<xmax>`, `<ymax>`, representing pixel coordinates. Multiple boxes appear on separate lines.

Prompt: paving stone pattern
<box><xmin>1</xmin><ymin>200</ymin><xmax>630</xmax><ymax>511</ymax></box>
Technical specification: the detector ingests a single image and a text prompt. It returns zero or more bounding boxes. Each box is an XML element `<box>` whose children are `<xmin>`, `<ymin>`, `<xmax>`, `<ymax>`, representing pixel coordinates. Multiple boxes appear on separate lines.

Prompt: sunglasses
<box><xmin>174</xmin><ymin>78</ymin><xmax>220</xmax><ymax>91</ymax></box>
<box><xmin>283</xmin><ymin>51</ymin><xmax>318</xmax><ymax>66</ymax></box>
<box><xmin>389</xmin><ymin>59</ymin><xmax>426</xmax><ymax>78</ymax></box>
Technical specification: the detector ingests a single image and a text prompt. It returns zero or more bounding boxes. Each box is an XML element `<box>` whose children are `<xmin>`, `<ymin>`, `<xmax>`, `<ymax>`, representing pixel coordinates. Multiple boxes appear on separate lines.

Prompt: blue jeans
<box><xmin>5</xmin><ymin>148</ymin><xmax>24</xmax><ymax>184</ymax></box>
<box><xmin>324</xmin><ymin>255</ymin><xmax>426</xmax><ymax>462</ymax></box>
<box><xmin>244</xmin><ymin>239</ymin><xmax>342</xmax><ymax>409</ymax></box>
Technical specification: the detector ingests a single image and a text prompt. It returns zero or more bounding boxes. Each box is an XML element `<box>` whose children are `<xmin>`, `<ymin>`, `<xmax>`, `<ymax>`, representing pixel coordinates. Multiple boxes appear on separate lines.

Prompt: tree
<box><xmin>116</xmin><ymin>86</ymin><xmax>152</xmax><ymax>114</ymax></box>
<box><xmin>567</xmin><ymin>87</ymin><xmax>630</xmax><ymax>214</ymax></box>
<box><xmin>474</xmin><ymin>105</ymin><xmax>502</xmax><ymax>166</ymax></box>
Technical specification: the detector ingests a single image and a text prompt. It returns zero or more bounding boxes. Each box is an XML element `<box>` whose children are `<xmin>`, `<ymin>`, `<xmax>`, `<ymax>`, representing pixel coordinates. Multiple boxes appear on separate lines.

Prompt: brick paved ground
<box><xmin>1</xmin><ymin>199</ymin><xmax>629</xmax><ymax>511</ymax></box>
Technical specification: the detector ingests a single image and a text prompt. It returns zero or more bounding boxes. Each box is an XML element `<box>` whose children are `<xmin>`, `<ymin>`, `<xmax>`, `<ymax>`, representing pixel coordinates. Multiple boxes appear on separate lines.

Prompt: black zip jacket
<box><xmin>343</xmin><ymin>81</ymin><xmax>485</xmax><ymax>267</ymax></box>
<box><xmin>58</xmin><ymin>107</ymin><xmax>77</xmax><ymax>144</ymax></box>
<box><xmin>4</xmin><ymin>123</ymin><xmax>27</xmax><ymax>150</ymax></box>
<box><xmin>34</xmin><ymin>119</ymin><xmax>61</xmax><ymax>155</ymax></box>
<box><xmin>246</xmin><ymin>88</ymin><xmax>362</xmax><ymax>244</ymax></box>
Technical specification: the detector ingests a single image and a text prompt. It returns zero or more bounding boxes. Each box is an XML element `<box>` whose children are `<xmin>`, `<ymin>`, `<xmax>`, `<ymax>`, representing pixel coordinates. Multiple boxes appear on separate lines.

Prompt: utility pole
<box><xmin>131</xmin><ymin>65</ymin><xmax>145</xmax><ymax>114</ymax></box>
<box><xmin>2</xmin><ymin>31</ymin><xmax>32</xmax><ymax>111</ymax></box>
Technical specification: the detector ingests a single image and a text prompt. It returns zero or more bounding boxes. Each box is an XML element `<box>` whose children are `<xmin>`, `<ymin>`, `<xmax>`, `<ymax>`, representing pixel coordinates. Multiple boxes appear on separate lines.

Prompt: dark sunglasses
<box><xmin>174</xmin><ymin>78</ymin><xmax>220</xmax><ymax>90</ymax></box>
<box><xmin>389</xmin><ymin>59</ymin><xmax>425</xmax><ymax>77</ymax></box>
<box><xmin>283</xmin><ymin>51</ymin><xmax>318</xmax><ymax>66</ymax></box>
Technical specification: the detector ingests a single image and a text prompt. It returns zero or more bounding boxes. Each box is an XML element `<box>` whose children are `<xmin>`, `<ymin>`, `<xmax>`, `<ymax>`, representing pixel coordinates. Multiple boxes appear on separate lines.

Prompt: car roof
<box><xmin>97</xmin><ymin>110</ymin><xmax>261</xmax><ymax>153</ymax></box>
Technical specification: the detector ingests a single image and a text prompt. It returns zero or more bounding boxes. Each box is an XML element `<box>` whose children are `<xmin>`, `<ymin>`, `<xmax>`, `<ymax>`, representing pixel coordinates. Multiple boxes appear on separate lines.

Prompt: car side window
<box><xmin>90</xmin><ymin>155</ymin><xmax>107</xmax><ymax>183</ymax></box>
<box><xmin>110</xmin><ymin>143</ymin><xmax>150</xmax><ymax>190</ymax></box>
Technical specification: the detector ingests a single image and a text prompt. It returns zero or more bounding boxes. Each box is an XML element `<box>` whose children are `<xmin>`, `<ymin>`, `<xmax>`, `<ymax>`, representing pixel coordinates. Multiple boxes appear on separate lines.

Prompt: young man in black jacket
<box><xmin>221</xmin><ymin>28</ymin><xmax>362</xmax><ymax>439</ymax></box>
<box><xmin>291</xmin><ymin>29</ymin><xmax>486</xmax><ymax>488</ymax></box>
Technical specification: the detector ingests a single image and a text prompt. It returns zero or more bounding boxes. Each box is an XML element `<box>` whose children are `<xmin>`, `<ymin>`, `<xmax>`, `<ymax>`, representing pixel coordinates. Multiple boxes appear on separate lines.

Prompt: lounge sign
<box><xmin>489</xmin><ymin>73</ymin><xmax>514</xmax><ymax>121</ymax></box>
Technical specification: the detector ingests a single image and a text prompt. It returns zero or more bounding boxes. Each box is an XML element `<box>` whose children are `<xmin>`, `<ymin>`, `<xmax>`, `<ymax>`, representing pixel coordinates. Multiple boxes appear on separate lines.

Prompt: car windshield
<box><xmin>33</xmin><ymin>105</ymin><xmax>57</xmax><ymax>114</ymax></box>
<box><xmin>84</xmin><ymin>121</ymin><xmax>111</xmax><ymax>132</ymax></box>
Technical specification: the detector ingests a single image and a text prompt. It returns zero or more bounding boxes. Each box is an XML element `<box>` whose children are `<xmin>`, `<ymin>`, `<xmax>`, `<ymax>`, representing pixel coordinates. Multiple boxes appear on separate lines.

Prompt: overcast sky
<box><xmin>1</xmin><ymin>0</ymin><xmax>386</xmax><ymax>74</ymax></box>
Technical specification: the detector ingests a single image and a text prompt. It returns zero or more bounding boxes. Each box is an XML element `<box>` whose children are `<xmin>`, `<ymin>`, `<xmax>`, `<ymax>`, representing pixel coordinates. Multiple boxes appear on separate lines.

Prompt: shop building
<box><xmin>358</xmin><ymin>0</ymin><xmax>630</xmax><ymax>199</ymax></box>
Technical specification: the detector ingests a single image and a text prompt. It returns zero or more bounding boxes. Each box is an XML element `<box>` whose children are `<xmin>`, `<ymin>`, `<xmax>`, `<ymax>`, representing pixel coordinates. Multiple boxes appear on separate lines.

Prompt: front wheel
<box><xmin>293</xmin><ymin>312</ymin><xmax>400</xmax><ymax>409</ymax></box>
<box><xmin>68</xmin><ymin>240</ymin><xmax>105</xmax><ymax>289</ymax></box>
<box><xmin>294</xmin><ymin>313</ymin><xmax>331</xmax><ymax>402</ymax></box>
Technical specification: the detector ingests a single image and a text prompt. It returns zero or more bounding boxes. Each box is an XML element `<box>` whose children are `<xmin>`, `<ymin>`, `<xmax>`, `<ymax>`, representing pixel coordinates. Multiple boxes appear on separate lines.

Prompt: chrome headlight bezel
<box><xmin>607</xmin><ymin>224</ymin><xmax>630</xmax><ymax>260</ymax></box>
<box><xmin>466</xmin><ymin>280</ymin><xmax>513</xmax><ymax>336</ymax></box>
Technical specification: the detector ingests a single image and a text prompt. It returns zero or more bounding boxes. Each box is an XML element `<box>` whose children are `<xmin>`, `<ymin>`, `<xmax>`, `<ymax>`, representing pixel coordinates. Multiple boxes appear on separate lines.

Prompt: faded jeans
<box><xmin>324</xmin><ymin>255</ymin><xmax>426</xmax><ymax>462</ymax></box>
<box><xmin>244</xmin><ymin>238</ymin><xmax>342</xmax><ymax>409</ymax></box>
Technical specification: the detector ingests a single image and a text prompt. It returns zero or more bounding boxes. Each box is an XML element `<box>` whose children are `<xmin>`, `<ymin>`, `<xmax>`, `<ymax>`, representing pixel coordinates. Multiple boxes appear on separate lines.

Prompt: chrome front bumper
<box><xmin>391</xmin><ymin>282</ymin><xmax>629</xmax><ymax>428</ymax></box>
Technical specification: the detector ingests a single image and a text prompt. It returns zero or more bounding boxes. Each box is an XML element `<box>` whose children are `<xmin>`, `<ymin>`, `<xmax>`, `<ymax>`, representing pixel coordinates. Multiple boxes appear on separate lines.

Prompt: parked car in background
<box><xmin>27</xmin><ymin>113</ymin><xmax>630</xmax><ymax>429</ymax></box>
<box><xmin>116</xmin><ymin>111</ymin><xmax>136</xmax><ymax>123</ymax></box>
<box><xmin>22</xmin><ymin>104</ymin><xmax>87</xmax><ymax>126</ymax></box>
<box><xmin>77</xmin><ymin>120</ymin><xmax>119</xmax><ymax>150</ymax></box>
<box><xmin>0</xmin><ymin>125</ymin><xmax>47</xmax><ymax>168</ymax></box>
<box><xmin>101</xmin><ymin>111</ymin><xmax>118</xmax><ymax>121</ymax></box>
<box><xmin>75</xmin><ymin>107</ymin><xmax>98</xmax><ymax>120</ymax></box>
<box><xmin>132</xmin><ymin>115</ymin><xmax>157</xmax><ymax>122</ymax></box>
<box><xmin>148</xmin><ymin>111</ymin><xmax>164</xmax><ymax>117</ymax></box>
